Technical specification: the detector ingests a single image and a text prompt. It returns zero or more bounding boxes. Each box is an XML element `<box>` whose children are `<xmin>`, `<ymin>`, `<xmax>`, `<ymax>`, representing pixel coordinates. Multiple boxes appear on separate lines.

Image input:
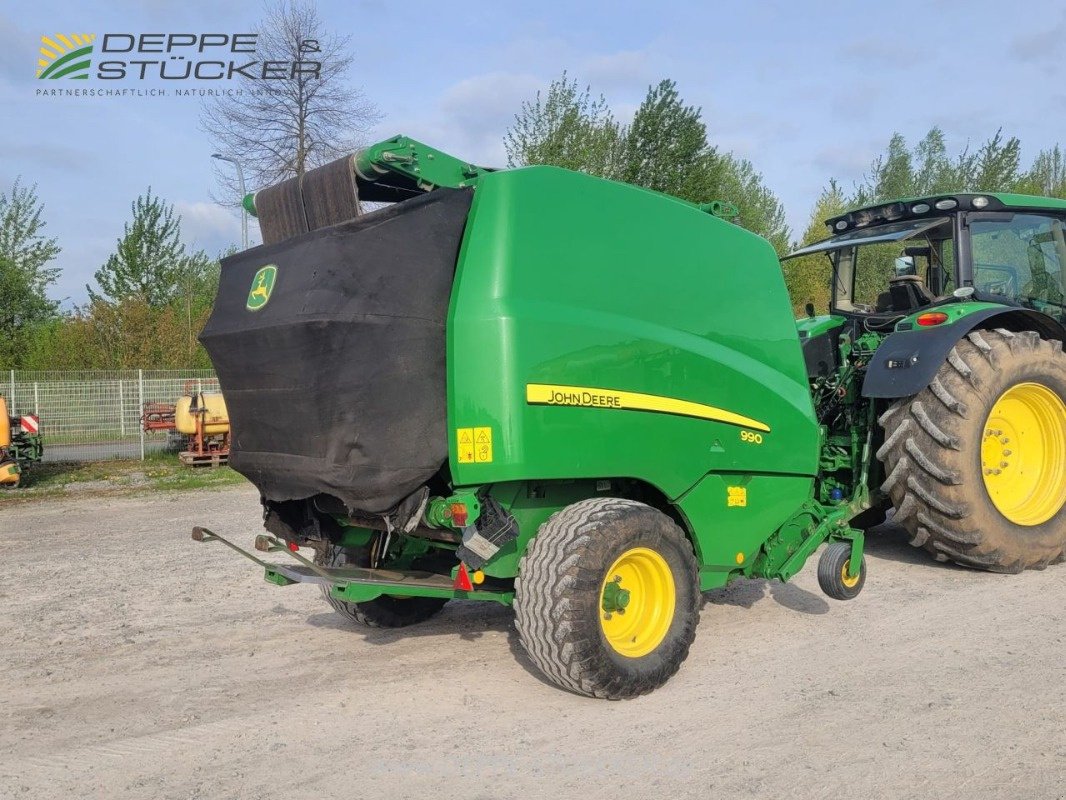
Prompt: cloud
<box><xmin>1010</xmin><ymin>12</ymin><xmax>1066</xmax><ymax>63</ymax></box>
<box><xmin>841</xmin><ymin>37</ymin><xmax>921</xmax><ymax>66</ymax></box>
<box><xmin>582</xmin><ymin>50</ymin><xmax>653</xmax><ymax>90</ymax></box>
<box><xmin>379</xmin><ymin>71</ymin><xmax>544</xmax><ymax>166</ymax></box>
<box><xmin>0</xmin><ymin>12</ymin><xmax>40</xmax><ymax>82</ymax></box>
<box><xmin>812</xmin><ymin>144</ymin><xmax>877</xmax><ymax>181</ymax></box>
<box><xmin>174</xmin><ymin>200</ymin><xmax>243</xmax><ymax>253</ymax></box>
<box><xmin>830</xmin><ymin>82</ymin><xmax>887</xmax><ymax>121</ymax></box>
<box><xmin>1</xmin><ymin>142</ymin><xmax>90</xmax><ymax>172</ymax></box>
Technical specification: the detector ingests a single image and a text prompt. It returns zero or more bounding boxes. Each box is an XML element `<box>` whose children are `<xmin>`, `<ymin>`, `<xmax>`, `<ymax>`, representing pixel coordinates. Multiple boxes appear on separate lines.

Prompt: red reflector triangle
<box><xmin>454</xmin><ymin>562</ymin><xmax>474</xmax><ymax>591</ymax></box>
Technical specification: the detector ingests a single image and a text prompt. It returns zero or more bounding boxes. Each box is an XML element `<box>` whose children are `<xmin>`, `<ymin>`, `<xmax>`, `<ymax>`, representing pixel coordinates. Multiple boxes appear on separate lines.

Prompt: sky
<box><xmin>2</xmin><ymin>0</ymin><xmax>1065</xmax><ymax>307</ymax></box>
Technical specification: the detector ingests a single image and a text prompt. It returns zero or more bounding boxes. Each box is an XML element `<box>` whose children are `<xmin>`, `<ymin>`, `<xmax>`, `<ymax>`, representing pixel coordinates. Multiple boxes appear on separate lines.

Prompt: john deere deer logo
<box><xmin>246</xmin><ymin>265</ymin><xmax>277</xmax><ymax>311</ymax></box>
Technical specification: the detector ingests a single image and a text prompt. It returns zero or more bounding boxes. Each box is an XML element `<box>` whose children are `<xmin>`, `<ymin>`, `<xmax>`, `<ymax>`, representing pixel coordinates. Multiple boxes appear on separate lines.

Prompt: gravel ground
<box><xmin>1</xmin><ymin>484</ymin><xmax>1063</xmax><ymax>800</ymax></box>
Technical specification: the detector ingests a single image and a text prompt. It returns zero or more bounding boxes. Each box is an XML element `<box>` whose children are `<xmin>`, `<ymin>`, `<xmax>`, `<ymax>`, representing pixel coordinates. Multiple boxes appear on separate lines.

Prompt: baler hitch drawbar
<box><xmin>190</xmin><ymin>527</ymin><xmax>513</xmax><ymax>605</ymax></box>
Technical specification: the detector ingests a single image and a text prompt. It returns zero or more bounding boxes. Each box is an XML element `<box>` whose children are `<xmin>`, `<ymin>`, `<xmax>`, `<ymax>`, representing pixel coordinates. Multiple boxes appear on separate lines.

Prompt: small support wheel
<box><xmin>818</xmin><ymin>541</ymin><xmax>866</xmax><ymax>600</ymax></box>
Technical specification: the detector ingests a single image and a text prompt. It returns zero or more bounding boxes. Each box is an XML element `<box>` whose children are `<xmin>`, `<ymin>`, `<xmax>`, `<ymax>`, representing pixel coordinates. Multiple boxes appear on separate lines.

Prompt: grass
<box><xmin>0</xmin><ymin>454</ymin><xmax>248</xmax><ymax>504</ymax></box>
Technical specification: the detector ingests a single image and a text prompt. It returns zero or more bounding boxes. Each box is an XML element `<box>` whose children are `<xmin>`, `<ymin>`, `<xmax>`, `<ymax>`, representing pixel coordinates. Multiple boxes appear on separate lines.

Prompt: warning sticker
<box><xmin>727</xmin><ymin>486</ymin><xmax>747</xmax><ymax>508</ymax></box>
<box><xmin>456</xmin><ymin>428</ymin><xmax>475</xmax><ymax>464</ymax></box>
<box><xmin>474</xmin><ymin>427</ymin><xmax>493</xmax><ymax>463</ymax></box>
<box><xmin>456</xmin><ymin>427</ymin><xmax>493</xmax><ymax>464</ymax></box>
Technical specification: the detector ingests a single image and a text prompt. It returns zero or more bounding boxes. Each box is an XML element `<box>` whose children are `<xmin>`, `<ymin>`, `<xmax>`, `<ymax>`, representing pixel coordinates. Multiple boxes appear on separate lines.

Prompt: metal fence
<box><xmin>5</xmin><ymin>369</ymin><xmax>218</xmax><ymax>461</ymax></box>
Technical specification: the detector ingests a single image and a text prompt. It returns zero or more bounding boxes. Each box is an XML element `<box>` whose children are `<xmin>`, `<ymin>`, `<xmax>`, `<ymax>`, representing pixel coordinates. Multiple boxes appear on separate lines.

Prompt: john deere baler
<box><xmin>196</xmin><ymin>136</ymin><xmax>867</xmax><ymax>699</ymax></box>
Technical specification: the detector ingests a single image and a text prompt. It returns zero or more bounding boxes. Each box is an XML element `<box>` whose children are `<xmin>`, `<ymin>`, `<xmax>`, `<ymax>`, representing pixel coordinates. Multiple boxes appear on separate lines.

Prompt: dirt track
<box><xmin>1</xmin><ymin>484</ymin><xmax>1063</xmax><ymax>800</ymax></box>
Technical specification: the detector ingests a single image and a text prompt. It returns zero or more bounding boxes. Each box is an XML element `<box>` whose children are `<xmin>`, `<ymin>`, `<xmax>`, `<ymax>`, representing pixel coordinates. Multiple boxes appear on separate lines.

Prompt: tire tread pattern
<box><xmin>513</xmin><ymin>498</ymin><xmax>699</xmax><ymax>699</ymax></box>
<box><xmin>879</xmin><ymin>329</ymin><xmax>1066</xmax><ymax>572</ymax></box>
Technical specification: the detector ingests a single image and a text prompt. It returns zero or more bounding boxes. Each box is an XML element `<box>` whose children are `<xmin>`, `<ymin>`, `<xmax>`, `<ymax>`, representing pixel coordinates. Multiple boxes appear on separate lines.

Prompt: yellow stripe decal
<box><xmin>526</xmin><ymin>383</ymin><xmax>771</xmax><ymax>432</ymax></box>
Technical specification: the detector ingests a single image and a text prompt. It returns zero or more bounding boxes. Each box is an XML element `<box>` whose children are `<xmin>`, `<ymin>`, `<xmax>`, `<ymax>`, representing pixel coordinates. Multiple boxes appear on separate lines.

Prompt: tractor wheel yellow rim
<box><xmin>599</xmin><ymin>547</ymin><xmax>675</xmax><ymax>658</ymax></box>
<box><xmin>840</xmin><ymin>561</ymin><xmax>860</xmax><ymax>588</ymax></box>
<box><xmin>981</xmin><ymin>382</ymin><xmax>1066</xmax><ymax>526</ymax></box>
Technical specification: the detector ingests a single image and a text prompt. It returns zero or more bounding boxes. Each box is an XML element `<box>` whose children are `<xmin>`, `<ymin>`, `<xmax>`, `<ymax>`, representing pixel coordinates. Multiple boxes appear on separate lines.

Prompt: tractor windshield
<box><xmin>784</xmin><ymin>217</ymin><xmax>955</xmax><ymax>318</ymax></box>
<box><xmin>968</xmin><ymin>212</ymin><xmax>1066</xmax><ymax>315</ymax></box>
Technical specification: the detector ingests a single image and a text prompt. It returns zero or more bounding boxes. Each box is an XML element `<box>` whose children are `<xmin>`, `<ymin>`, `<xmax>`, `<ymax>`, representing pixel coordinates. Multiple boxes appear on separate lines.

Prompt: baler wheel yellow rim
<box><xmin>599</xmin><ymin>547</ymin><xmax>675</xmax><ymax>658</ymax></box>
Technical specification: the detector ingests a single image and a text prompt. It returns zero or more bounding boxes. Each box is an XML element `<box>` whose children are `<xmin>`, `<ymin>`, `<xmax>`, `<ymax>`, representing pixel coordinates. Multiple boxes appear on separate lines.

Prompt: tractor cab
<box><xmin>786</xmin><ymin>194</ymin><xmax>1066</xmax><ymax>330</ymax></box>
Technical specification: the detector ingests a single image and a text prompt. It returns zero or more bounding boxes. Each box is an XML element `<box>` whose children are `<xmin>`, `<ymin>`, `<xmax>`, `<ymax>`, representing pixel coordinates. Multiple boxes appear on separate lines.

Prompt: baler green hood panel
<box><xmin>200</xmin><ymin>189</ymin><xmax>473</xmax><ymax>513</ymax></box>
<box><xmin>447</xmin><ymin>167</ymin><xmax>820</xmax><ymax>500</ymax></box>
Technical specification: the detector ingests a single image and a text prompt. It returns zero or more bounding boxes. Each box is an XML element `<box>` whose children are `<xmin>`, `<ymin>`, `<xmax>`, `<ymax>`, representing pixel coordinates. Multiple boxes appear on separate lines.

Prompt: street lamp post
<box><xmin>211</xmin><ymin>153</ymin><xmax>248</xmax><ymax>250</ymax></box>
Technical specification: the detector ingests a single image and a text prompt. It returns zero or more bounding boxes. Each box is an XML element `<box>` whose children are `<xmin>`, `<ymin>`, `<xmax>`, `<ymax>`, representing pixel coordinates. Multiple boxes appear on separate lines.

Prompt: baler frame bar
<box><xmin>190</xmin><ymin>527</ymin><xmax>513</xmax><ymax>605</ymax></box>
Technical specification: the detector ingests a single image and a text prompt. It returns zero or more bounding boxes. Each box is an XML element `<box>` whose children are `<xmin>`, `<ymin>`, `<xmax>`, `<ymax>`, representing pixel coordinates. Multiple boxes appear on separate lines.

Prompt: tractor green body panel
<box><xmin>446</xmin><ymin>166</ymin><xmax>820</xmax><ymax>519</ymax></box>
<box><xmin>974</xmin><ymin>193</ymin><xmax>1066</xmax><ymax>211</ymax></box>
<box><xmin>894</xmin><ymin>301</ymin><xmax>1006</xmax><ymax>330</ymax></box>
<box><xmin>796</xmin><ymin>314</ymin><xmax>846</xmax><ymax>338</ymax></box>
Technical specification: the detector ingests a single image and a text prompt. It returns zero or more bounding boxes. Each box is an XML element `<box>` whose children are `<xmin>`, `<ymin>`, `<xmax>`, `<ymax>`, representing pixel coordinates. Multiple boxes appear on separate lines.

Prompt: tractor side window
<box><xmin>970</xmin><ymin>214</ymin><xmax>1066</xmax><ymax>314</ymax></box>
<box><xmin>934</xmin><ymin>239</ymin><xmax>956</xmax><ymax>294</ymax></box>
<box><xmin>852</xmin><ymin>242</ymin><xmax>900</xmax><ymax>309</ymax></box>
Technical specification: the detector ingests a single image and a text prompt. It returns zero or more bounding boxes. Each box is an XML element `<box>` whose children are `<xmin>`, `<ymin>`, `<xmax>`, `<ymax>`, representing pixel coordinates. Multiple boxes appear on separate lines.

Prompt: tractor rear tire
<box><xmin>315</xmin><ymin>544</ymin><xmax>447</xmax><ymax>628</ymax></box>
<box><xmin>878</xmin><ymin>329</ymin><xmax>1066</xmax><ymax>572</ymax></box>
<box><xmin>513</xmin><ymin>498</ymin><xmax>700</xmax><ymax>700</ymax></box>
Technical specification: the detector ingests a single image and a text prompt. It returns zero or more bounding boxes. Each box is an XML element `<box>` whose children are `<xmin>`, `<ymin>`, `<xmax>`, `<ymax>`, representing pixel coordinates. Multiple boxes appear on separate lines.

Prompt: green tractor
<box><xmin>786</xmin><ymin>195</ymin><xmax>1066</xmax><ymax>570</ymax></box>
<box><xmin>194</xmin><ymin>137</ymin><xmax>1066</xmax><ymax>699</ymax></box>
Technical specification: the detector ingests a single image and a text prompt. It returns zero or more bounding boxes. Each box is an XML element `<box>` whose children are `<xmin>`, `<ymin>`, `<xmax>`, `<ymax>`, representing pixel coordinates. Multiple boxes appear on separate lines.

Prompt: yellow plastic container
<box><xmin>175</xmin><ymin>393</ymin><xmax>230</xmax><ymax>436</ymax></box>
<box><xmin>0</xmin><ymin>397</ymin><xmax>10</xmax><ymax>448</ymax></box>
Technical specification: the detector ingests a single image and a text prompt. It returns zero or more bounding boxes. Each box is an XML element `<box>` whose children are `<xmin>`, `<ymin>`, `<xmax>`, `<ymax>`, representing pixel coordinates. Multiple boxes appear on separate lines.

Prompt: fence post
<box><xmin>33</xmin><ymin>382</ymin><xmax>39</xmax><ymax>416</ymax></box>
<box><xmin>8</xmin><ymin>370</ymin><xmax>13</xmax><ymax>407</ymax></box>
<box><xmin>138</xmin><ymin>369</ymin><xmax>145</xmax><ymax>461</ymax></box>
<box><xmin>119</xmin><ymin>380</ymin><xmax>125</xmax><ymax>436</ymax></box>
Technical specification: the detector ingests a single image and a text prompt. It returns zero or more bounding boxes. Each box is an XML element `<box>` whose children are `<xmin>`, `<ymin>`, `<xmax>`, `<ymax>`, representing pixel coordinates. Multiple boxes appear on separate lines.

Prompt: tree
<box><xmin>792</xmin><ymin>128</ymin><xmax>1066</xmax><ymax>315</ymax></box>
<box><xmin>782</xmin><ymin>181</ymin><xmax>847</xmax><ymax>315</ymax></box>
<box><xmin>1020</xmin><ymin>145</ymin><xmax>1066</xmax><ymax>197</ymax></box>
<box><xmin>913</xmin><ymin>127</ymin><xmax>952</xmax><ymax>195</ymax></box>
<box><xmin>504</xmin><ymin>72</ymin><xmax>622</xmax><ymax>175</ymax></box>
<box><xmin>617</xmin><ymin>79</ymin><xmax>706</xmax><ymax>197</ymax></box>
<box><xmin>0</xmin><ymin>180</ymin><xmax>61</xmax><ymax>368</ymax></box>
<box><xmin>709</xmin><ymin>154</ymin><xmax>790</xmax><ymax>253</ymax></box>
<box><xmin>201</xmin><ymin>0</ymin><xmax>380</xmax><ymax>200</ymax></box>
<box><xmin>505</xmin><ymin>74</ymin><xmax>790</xmax><ymax>252</ymax></box>
<box><xmin>89</xmin><ymin>189</ymin><xmax>210</xmax><ymax>308</ymax></box>
<box><xmin>852</xmin><ymin>128</ymin><xmax>1028</xmax><ymax>205</ymax></box>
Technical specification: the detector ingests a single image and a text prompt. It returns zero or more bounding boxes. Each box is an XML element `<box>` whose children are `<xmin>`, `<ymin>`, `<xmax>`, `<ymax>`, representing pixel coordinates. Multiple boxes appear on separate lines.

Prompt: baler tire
<box><xmin>817</xmin><ymin>541</ymin><xmax>866</xmax><ymax>600</ymax></box>
<box><xmin>513</xmin><ymin>498</ymin><xmax>700</xmax><ymax>700</ymax></box>
<box><xmin>315</xmin><ymin>545</ymin><xmax>447</xmax><ymax>628</ymax></box>
<box><xmin>878</xmin><ymin>329</ymin><xmax>1066</xmax><ymax>572</ymax></box>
